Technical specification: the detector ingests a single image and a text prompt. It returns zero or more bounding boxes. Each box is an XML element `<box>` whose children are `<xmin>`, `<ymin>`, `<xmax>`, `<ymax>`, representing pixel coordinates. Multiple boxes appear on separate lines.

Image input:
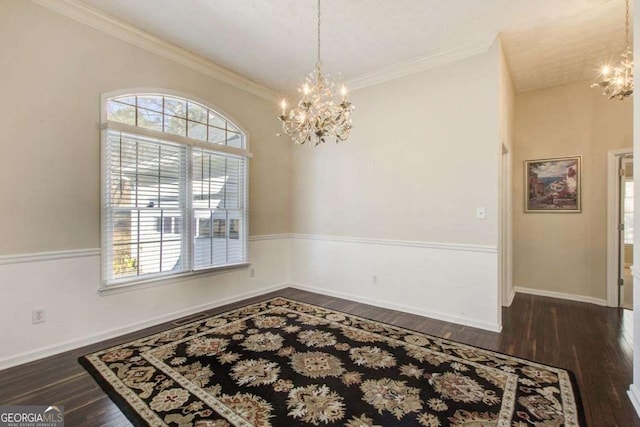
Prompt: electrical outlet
<box><xmin>250</xmin><ymin>268</ymin><xmax>255</xmax><ymax>278</ymax></box>
<box><xmin>32</xmin><ymin>307</ymin><xmax>46</xmax><ymax>324</ymax></box>
<box><xmin>372</xmin><ymin>274</ymin><xmax>379</xmax><ymax>285</ymax></box>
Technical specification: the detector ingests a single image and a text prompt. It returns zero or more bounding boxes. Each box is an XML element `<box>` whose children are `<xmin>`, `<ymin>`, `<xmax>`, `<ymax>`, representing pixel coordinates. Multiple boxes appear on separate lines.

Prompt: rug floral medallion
<box><xmin>79</xmin><ymin>297</ymin><xmax>583</xmax><ymax>427</ymax></box>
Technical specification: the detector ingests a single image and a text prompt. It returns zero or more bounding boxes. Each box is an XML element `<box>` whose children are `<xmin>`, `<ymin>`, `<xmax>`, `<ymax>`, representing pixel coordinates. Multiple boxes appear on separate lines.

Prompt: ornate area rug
<box><xmin>79</xmin><ymin>297</ymin><xmax>584</xmax><ymax>426</ymax></box>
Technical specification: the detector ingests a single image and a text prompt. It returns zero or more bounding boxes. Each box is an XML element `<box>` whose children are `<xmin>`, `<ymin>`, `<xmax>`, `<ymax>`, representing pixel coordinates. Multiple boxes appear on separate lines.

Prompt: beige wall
<box><xmin>513</xmin><ymin>80</ymin><xmax>632</xmax><ymax>300</ymax></box>
<box><xmin>291</xmin><ymin>45</ymin><xmax>501</xmax><ymax>246</ymax></box>
<box><xmin>499</xmin><ymin>43</ymin><xmax>515</xmax><ymax>153</ymax></box>
<box><xmin>0</xmin><ymin>0</ymin><xmax>290</xmax><ymax>255</ymax></box>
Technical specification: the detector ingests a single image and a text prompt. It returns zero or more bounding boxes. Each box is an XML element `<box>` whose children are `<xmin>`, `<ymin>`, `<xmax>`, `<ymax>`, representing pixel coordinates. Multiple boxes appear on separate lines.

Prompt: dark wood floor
<box><xmin>0</xmin><ymin>288</ymin><xmax>637</xmax><ymax>426</ymax></box>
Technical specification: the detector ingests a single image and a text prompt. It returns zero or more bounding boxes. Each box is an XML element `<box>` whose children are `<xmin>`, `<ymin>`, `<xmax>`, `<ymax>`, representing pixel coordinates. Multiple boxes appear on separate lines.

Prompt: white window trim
<box><xmin>99</xmin><ymin>88</ymin><xmax>252</xmax><ymax>291</ymax></box>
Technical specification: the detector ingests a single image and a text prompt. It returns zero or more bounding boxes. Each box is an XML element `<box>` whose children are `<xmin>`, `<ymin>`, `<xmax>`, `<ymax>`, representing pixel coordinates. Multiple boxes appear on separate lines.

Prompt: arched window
<box><xmin>102</xmin><ymin>91</ymin><xmax>250</xmax><ymax>287</ymax></box>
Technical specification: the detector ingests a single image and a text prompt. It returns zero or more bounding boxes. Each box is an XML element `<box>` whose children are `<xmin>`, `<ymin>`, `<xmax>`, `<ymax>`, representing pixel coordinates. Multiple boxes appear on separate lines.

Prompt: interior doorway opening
<box><xmin>608</xmin><ymin>149</ymin><xmax>634</xmax><ymax>309</ymax></box>
<box><xmin>621</xmin><ymin>156</ymin><xmax>634</xmax><ymax>309</ymax></box>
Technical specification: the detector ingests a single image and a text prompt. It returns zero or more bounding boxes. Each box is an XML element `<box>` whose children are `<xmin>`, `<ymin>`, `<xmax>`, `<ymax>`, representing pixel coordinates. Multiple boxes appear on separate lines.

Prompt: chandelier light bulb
<box><xmin>281</xmin><ymin>99</ymin><xmax>287</xmax><ymax>116</ymax></box>
<box><xmin>591</xmin><ymin>0</ymin><xmax>633</xmax><ymax>100</ymax></box>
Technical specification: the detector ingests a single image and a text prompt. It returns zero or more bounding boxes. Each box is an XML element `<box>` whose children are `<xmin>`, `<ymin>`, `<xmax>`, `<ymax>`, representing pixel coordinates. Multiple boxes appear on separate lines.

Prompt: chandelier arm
<box><xmin>591</xmin><ymin>0</ymin><xmax>633</xmax><ymax>100</ymax></box>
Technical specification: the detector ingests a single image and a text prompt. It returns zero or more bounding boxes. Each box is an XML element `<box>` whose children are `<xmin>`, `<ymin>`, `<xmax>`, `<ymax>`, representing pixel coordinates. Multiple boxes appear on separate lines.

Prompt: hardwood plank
<box><xmin>0</xmin><ymin>289</ymin><xmax>637</xmax><ymax>426</ymax></box>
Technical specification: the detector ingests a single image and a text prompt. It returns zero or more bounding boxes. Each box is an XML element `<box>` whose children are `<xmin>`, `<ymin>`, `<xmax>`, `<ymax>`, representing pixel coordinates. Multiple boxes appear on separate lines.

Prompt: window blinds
<box><xmin>104</xmin><ymin>129</ymin><xmax>248</xmax><ymax>285</ymax></box>
<box><xmin>192</xmin><ymin>148</ymin><xmax>247</xmax><ymax>270</ymax></box>
<box><xmin>104</xmin><ymin>130</ymin><xmax>188</xmax><ymax>283</ymax></box>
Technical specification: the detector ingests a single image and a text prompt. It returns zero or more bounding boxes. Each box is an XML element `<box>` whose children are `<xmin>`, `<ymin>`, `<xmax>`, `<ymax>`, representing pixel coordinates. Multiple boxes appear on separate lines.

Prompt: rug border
<box><xmin>78</xmin><ymin>354</ymin><xmax>153</xmax><ymax>427</ymax></box>
<box><xmin>566</xmin><ymin>367</ymin><xmax>588</xmax><ymax>426</ymax></box>
<box><xmin>77</xmin><ymin>295</ymin><xmax>588</xmax><ymax>426</ymax></box>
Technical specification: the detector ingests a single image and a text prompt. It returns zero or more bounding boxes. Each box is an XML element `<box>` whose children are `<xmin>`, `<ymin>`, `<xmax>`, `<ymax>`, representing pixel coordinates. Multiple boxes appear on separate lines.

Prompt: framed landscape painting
<box><xmin>525</xmin><ymin>155</ymin><xmax>582</xmax><ymax>213</ymax></box>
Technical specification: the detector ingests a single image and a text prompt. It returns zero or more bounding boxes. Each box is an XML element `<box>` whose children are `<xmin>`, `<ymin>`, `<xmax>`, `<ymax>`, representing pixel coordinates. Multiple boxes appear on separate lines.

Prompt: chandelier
<box><xmin>591</xmin><ymin>0</ymin><xmax>633</xmax><ymax>100</ymax></box>
<box><xmin>278</xmin><ymin>0</ymin><xmax>354</xmax><ymax>146</ymax></box>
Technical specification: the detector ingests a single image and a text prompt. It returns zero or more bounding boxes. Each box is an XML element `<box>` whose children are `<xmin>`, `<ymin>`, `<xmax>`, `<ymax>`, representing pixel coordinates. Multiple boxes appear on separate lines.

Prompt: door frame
<box><xmin>607</xmin><ymin>148</ymin><xmax>633</xmax><ymax>307</ymax></box>
<box><xmin>499</xmin><ymin>143</ymin><xmax>514</xmax><ymax>307</ymax></box>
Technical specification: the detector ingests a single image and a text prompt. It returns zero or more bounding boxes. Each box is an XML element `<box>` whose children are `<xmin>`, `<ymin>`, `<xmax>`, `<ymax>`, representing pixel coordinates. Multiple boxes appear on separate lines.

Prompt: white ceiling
<box><xmin>79</xmin><ymin>0</ymin><xmax>626</xmax><ymax>94</ymax></box>
<box><xmin>502</xmin><ymin>0</ymin><xmax>627</xmax><ymax>93</ymax></box>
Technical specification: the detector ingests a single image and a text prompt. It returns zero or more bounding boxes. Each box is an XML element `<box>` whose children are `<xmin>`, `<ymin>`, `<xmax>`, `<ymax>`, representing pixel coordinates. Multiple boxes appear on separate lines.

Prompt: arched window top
<box><xmin>106</xmin><ymin>93</ymin><xmax>245</xmax><ymax>149</ymax></box>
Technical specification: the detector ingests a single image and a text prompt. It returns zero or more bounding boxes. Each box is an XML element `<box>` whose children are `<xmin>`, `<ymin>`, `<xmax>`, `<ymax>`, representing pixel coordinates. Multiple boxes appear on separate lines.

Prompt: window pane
<box><xmin>188</xmin><ymin>102</ymin><xmax>208</xmax><ymax>123</ymax></box>
<box><xmin>229</xmin><ymin>218</ymin><xmax>240</xmax><ymax>240</ymax></box>
<box><xmin>105</xmin><ymin>130</ymin><xmax>187</xmax><ymax>284</ymax></box>
<box><xmin>137</xmin><ymin>108</ymin><xmax>162</xmax><ymax>131</ymax></box>
<box><xmin>208</xmin><ymin>112</ymin><xmax>226</xmax><ymax>128</ymax></box>
<box><xmin>213</xmin><ymin>218</ymin><xmax>226</xmax><ymax>238</ymax></box>
<box><xmin>137</xmin><ymin>95</ymin><xmax>163</xmax><ymax>112</ymax></box>
<box><xmin>109</xmin><ymin>175</ymin><xmax>135</xmax><ymax>208</ymax></box>
<box><xmin>113</xmin><ymin>243</ymin><xmax>138</xmax><ymax>279</ymax></box>
<box><xmin>191</xmin><ymin>148</ymin><xmax>245</xmax><ymax>270</ymax></box>
<box><xmin>107</xmin><ymin>101</ymin><xmax>135</xmax><ymax>125</ymax></box>
<box><xmin>625</xmin><ymin>213</ymin><xmax>634</xmax><ymax>244</ymax></box>
<box><xmin>165</xmin><ymin>116</ymin><xmax>186</xmax><ymax>137</ymax></box>
<box><xmin>208</xmin><ymin>126</ymin><xmax>226</xmax><ymax>145</ymax></box>
<box><xmin>114</xmin><ymin>96</ymin><xmax>136</xmax><ymax>106</ymax></box>
<box><xmin>112</xmin><ymin>210</ymin><xmax>138</xmax><ymax>279</ymax></box>
<box><xmin>162</xmin><ymin>240</ymin><xmax>182</xmax><ymax>272</ymax></box>
<box><xmin>194</xmin><ymin>210</ymin><xmax>212</xmax><ymax>269</ymax></box>
<box><xmin>227</xmin><ymin>131</ymin><xmax>243</xmax><ymax>149</ymax></box>
<box><xmin>139</xmin><ymin>211</ymin><xmax>160</xmax><ymax>243</ymax></box>
<box><xmin>227</xmin><ymin>210</ymin><xmax>243</xmax><ymax>263</ymax></box>
<box><xmin>227</xmin><ymin>122</ymin><xmax>240</xmax><ymax>133</ymax></box>
<box><xmin>188</xmin><ymin>121</ymin><xmax>207</xmax><ymax>141</ymax></box>
<box><xmin>625</xmin><ymin>181</ymin><xmax>634</xmax><ymax>244</ymax></box>
<box><xmin>225</xmin><ymin>157</ymin><xmax>241</xmax><ymax>209</ymax></box>
<box><xmin>158</xmin><ymin>178</ymin><xmax>181</xmax><ymax>207</ymax></box>
<box><xmin>165</xmin><ymin>97</ymin><xmax>187</xmax><ymax>118</ymax></box>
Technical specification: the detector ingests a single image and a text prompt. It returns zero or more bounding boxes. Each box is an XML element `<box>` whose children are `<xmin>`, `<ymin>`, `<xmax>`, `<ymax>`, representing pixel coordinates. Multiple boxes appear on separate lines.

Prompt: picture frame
<box><xmin>524</xmin><ymin>155</ymin><xmax>582</xmax><ymax>213</ymax></box>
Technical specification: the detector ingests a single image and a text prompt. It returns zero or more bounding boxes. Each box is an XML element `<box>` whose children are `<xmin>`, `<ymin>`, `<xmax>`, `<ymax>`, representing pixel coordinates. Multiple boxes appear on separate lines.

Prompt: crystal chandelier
<box><xmin>278</xmin><ymin>0</ymin><xmax>354</xmax><ymax>146</ymax></box>
<box><xmin>591</xmin><ymin>0</ymin><xmax>633</xmax><ymax>100</ymax></box>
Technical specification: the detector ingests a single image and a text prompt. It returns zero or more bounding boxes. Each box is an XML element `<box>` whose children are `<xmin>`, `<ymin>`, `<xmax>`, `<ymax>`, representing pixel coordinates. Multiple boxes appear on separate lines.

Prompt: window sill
<box><xmin>98</xmin><ymin>262</ymin><xmax>251</xmax><ymax>296</ymax></box>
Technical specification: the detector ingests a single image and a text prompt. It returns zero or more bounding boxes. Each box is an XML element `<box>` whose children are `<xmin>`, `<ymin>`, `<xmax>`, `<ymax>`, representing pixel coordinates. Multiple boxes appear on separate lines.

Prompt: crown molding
<box><xmin>348</xmin><ymin>38</ymin><xmax>496</xmax><ymax>91</ymax></box>
<box><xmin>30</xmin><ymin>0</ymin><xmax>281</xmax><ymax>102</ymax></box>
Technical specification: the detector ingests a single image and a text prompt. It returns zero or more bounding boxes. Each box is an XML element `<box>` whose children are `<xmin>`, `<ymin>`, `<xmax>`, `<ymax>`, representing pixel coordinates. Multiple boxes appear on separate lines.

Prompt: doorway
<box><xmin>621</xmin><ymin>156</ymin><xmax>634</xmax><ymax>309</ymax></box>
<box><xmin>607</xmin><ymin>149</ymin><xmax>634</xmax><ymax>308</ymax></box>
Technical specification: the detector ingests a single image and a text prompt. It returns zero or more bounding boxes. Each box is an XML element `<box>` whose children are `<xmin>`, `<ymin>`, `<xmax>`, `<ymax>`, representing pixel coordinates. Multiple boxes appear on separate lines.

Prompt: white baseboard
<box><xmin>290</xmin><ymin>282</ymin><xmax>502</xmax><ymax>333</ymax></box>
<box><xmin>628</xmin><ymin>384</ymin><xmax>640</xmax><ymax>418</ymax></box>
<box><xmin>505</xmin><ymin>287</ymin><xmax>516</xmax><ymax>307</ymax></box>
<box><xmin>0</xmin><ymin>282</ymin><xmax>288</xmax><ymax>371</ymax></box>
<box><xmin>514</xmin><ymin>286</ymin><xmax>607</xmax><ymax>306</ymax></box>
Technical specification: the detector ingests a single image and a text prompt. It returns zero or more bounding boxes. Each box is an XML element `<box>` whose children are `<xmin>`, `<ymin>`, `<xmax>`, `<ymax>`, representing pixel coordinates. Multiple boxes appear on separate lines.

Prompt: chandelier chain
<box><xmin>625</xmin><ymin>0</ymin><xmax>630</xmax><ymax>47</ymax></box>
<box><xmin>317</xmin><ymin>0</ymin><xmax>321</xmax><ymax>67</ymax></box>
